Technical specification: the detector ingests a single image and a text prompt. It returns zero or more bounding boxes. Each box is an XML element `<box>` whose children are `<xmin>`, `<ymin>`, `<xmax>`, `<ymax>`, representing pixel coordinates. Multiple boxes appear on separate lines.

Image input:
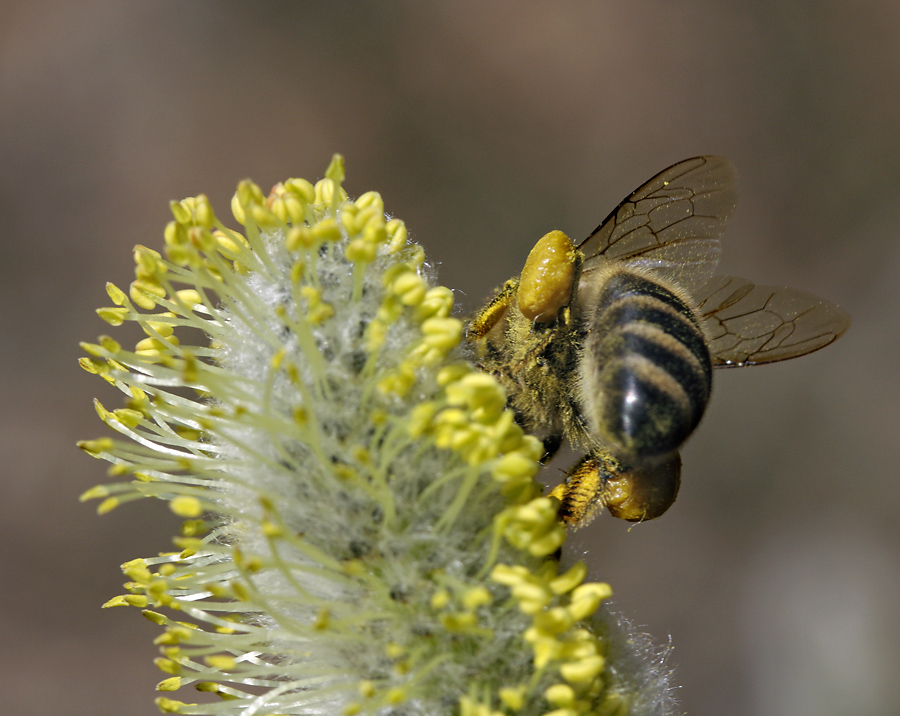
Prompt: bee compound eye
<box><xmin>517</xmin><ymin>230</ymin><xmax>577</xmax><ymax>323</ymax></box>
<box><xmin>604</xmin><ymin>452</ymin><xmax>682</xmax><ymax>522</ymax></box>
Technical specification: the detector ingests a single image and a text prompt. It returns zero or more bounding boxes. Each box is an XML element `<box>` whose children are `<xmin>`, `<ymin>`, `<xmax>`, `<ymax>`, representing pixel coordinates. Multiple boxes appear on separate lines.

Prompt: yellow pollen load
<box><xmin>516</xmin><ymin>230</ymin><xmax>577</xmax><ymax>323</ymax></box>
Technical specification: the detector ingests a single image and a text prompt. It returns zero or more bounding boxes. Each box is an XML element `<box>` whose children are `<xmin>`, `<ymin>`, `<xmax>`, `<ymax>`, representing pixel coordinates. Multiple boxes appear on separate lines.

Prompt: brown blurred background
<box><xmin>2</xmin><ymin>2</ymin><xmax>898</xmax><ymax>715</ymax></box>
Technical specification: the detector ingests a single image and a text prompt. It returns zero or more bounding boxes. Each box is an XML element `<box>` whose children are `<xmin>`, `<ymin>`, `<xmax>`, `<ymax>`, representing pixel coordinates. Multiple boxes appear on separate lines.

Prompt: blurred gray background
<box><xmin>2</xmin><ymin>2</ymin><xmax>897</xmax><ymax>715</ymax></box>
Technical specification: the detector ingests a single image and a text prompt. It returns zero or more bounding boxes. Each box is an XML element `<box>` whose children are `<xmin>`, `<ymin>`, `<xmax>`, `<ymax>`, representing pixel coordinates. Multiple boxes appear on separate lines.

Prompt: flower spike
<box><xmin>80</xmin><ymin>157</ymin><xmax>675</xmax><ymax>716</ymax></box>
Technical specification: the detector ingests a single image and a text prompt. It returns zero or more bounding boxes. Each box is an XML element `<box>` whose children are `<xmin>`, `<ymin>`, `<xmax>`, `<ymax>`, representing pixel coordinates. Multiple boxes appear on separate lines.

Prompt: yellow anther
<box><xmin>130</xmin><ymin>279</ymin><xmax>166</xmax><ymax>310</ymax></box>
<box><xmin>377</xmin><ymin>363</ymin><xmax>416</xmax><ymax>397</ymax></box>
<box><xmin>420</xmin><ymin>317</ymin><xmax>462</xmax><ymax>352</ymax></box>
<box><xmin>205</xmin><ymin>655</ymin><xmax>236</xmax><ymax>670</ymax></box>
<box><xmin>386</xmin><ymin>221</ymin><xmax>408</xmax><ymax>252</ymax></box>
<box><xmin>156</xmin><ymin>676</ymin><xmax>182</xmax><ymax>692</ymax></box>
<box><xmin>142</xmin><ymin>610</ymin><xmax>168</xmax><ymax>626</ymax></box>
<box><xmin>172</xmin><ymin>290</ymin><xmax>201</xmax><ymax>309</ymax></box>
<box><xmin>498</xmin><ymin>686</ymin><xmax>526</xmax><ymax>711</ymax></box>
<box><xmin>530</xmin><ymin>636</ymin><xmax>561</xmax><ymax>668</ymax></box>
<box><xmin>186</xmin><ymin>225</ymin><xmax>217</xmax><ymax>253</ymax></box>
<box><xmin>262</xmin><ymin>519</ymin><xmax>284</xmax><ymax>539</ymax></box>
<box><xmin>559</xmin><ymin>655</ymin><xmax>605</xmax><ymax>685</ymax></box>
<box><xmin>135</xmin><ymin>336</ymin><xmax>179</xmax><ymax>355</ymax></box>
<box><xmin>284</xmin><ymin>177</ymin><xmax>316</xmax><ymax>204</ymax></box>
<box><xmin>509</xmin><ymin>581</ymin><xmax>550</xmax><ymax>604</ymax></box>
<box><xmin>549</xmin><ymin>562</ymin><xmax>587</xmax><ymax>596</ymax></box>
<box><xmin>169</xmin><ymin>199</ymin><xmax>192</xmax><ymax>225</ymax></box>
<box><xmin>143</xmin><ymin>317</ymin><xmax>175</xmax><ymax>338</ymax></box>
<box><xmin>346</xmin><ymin>237</ymin><xmax>377</xmax><ymax>264</ymax></box>
<box><xmin>287</xmin><ymin>226</ymin><xmax>314</xmax><ymax>252</ymax></box>
<box><xmin>97</xmin><ymin>497</ymin><xmax>120</xmax><ymax>514</ymax></box>
<box><xmin>164</xmin><ymin>220</ymin><xmax>187</xmax><ymax>248</ymax></box>
<box><xmin>408</xmin><ymin>402</ymin><xmax>437</xmax><ymax>437</ymax></box>
<box><xmin>78</xmin><ymin>357</ymin><xmax>105</xmax><ymax>375</ymax></box>
<box><xmin>430</xmin><ymin>589</ymin><xmax>451</xmax><ymax>610</ymax></box>
<box><xmin>106</xmin><ymin>282</ymin><xmax>128</xmax><ymax>305</ymax></box>
<box><xmin>489</xmin><ymin>563</ymin><xmax>530</xmax><ymax>585</ymax></box>
<box><xmin>445</xmin><ymin>372</ymin><xmax>506</xmax><ymax>417</ymax></box>
<box><xmin>440</xmin><ymin>612</ymin><xmax>478</xmax><ymax>632</ymax></box>
<box><xmin>289</xmin><ymin>258</ymin><xmax>306</xmax><ymax>285</ymax></box>
<box><xmin>79</xmin><ymin>485</ymin><xmax>109</xmax><ymax>502</ymax></box>
<box><xmin>314</xmin><ymin>608</ymin><xmax>331</xmax><ymax>630</ymax></box>
<box><xmin>100</xmin><ymin>305</ymin><xmax>131</xmax><ymax>327</ymax></box>
<box><xmin>435</xmin><ymin>363</ymin><xmax>471</xmax><ymax>387</ymax></box>
<box><xmin>362</xmin><ymin>221</ymin><xmax>387</xmax><ymax>245</ymax></box>
<box><xmin>315</xmin><ymin>177</ymin><xmax>347</xmax><ymax>207</ymax></box>
<box><xmin>153</xmin><ymin>628</ymin><xmax>186</xmax><ymax>646</ymax></box>
<box><xmin>165</xmin><ymin>244</ymin><xmax>192</xmax><ymax>266</ymax></box>
<box><xmin>301</xmin><ymin>285</ymin><xmax>322</xmax><ymax>306</ymax></box>
<box><xmin>491</xmin><ymin>452</ymin><xmax>538</xmax><ymax>483</ymax></box>
<box><xmin>154</xmin><ymin>657</ymin><xmax>182</xmax><ymax>675</ymax></box>
<box><xmin>325</xmin><ymin>153</ymin><xmax>345</xmax><ymax>184</ymax></box>
<box><xmin>545</xmin><ymin>683</ymin><xmax>576</xmax><ymax>707</ymax></box>
<box><xmin>385</xmin><ymin>687</ymin><xmax>407</xmax><ymax>705</ymax></box>
<box><xmin>568</xmin><ymin>583</ymin><xmax>612</xmax><ymax>620</ymax></box>
<box><xmin>355</xmin><ymin>190</ymin><xmax>384</xmax><ymax>214</ymax></box>
<box><xmin>133</xmin><ymin>245</ymin><xmax>165</xmax><ymax>276</ymax></box>
<box><xmin>543</xmin><ymin>709</ymin><xmax>579</xmax><ymax>716</ymax></box>
<box><xmin>236</xmin><ymin>179</ymin><xmax>265</xmax><ymax>208</ymax></box>
<box><xmin>155</xmin><ymin>697</ymin><xmax>194</xmax><ymax>713</ymax></box>
<box><xmin>308</xmin><ymin>296</ymin><xmax>333</xmax><ymax>324</ymax></box>
<box><xmin>340</xmin><ymin>207</ymin><xmax>361</xmax><ymax>236</ymax></box>
<box><xmin>391</xmin><ymin>271</ymin><xmax>426</xmax><ymax>303</ymax></box>
<box><xmin>533</xmin><ymin>606</ymin><xmax>575</xmax><ymax>635</ymax></box>
<box><xmin>169</xmin><ymin>496</ymin><xmax>203</xmax><ymax>518</ymax></box>
<box><xmin>462</xmin><ymin>586</ymin><xmax>492</xmax><ymax>610</ymax></box>
<box><xmin>230</xmin><ymin>193</ymin><xmax>247</xmax><ymax>226</ymax></box>
<box><xmin>525</xmin><ymin>527</ymin><xmax>566</xmax><ymax>557</ymax></box>
<box><xmin>416</xmin><ymin>286</ymin><xmax>454</xmax><ymax>320</ymax></box>
<box><xmin>275</xmin><ymin>192</ymin><xmax>307</xmax><ymax>224</ymax></box>
<box><xmin>192</xmin><ymin>194</ymin><xmax>215</xmax><ymax>228</ymax></box>
<box><xmin>312</xmin><ymin>217</ymin><xmax>343</xmax><ymax>242</ymax></box>
<box><xmin>215</xmin><ymin>230</ymin><xmax>246</xmax><ymax>258</ymax></box>
<box><xmin>112</xmin><ymin>408</ymin><xmax>143</xmax><ymax>428</ymax></box>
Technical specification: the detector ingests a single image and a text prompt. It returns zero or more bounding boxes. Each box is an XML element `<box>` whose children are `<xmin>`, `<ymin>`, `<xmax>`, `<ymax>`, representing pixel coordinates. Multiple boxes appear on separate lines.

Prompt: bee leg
<box><xmin>539</xmin><ymin>433</ymin><xmax>563</xmax><ymax>465</ymax></box>
<box><xmin>549</xmin><ymin>450</ymin><xmax>682</xmax><ymax>527</ymax></box>
<box><xmin>467</xmin><ymin>278</ymin><xmax>519</xmax><ymax>341</ymax></box>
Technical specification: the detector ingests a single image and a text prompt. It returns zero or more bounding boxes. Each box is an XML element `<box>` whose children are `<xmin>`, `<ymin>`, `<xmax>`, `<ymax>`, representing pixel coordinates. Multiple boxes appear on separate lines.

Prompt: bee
<box><xmin>467</xmin><ymin>156</ymin><xmax>850</xmax><ymax>526</ymax></box>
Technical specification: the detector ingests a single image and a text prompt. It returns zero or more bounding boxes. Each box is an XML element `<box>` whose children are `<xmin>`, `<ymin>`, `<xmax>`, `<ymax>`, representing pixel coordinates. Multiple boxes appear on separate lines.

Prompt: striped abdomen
<box><xmin>578</xmin><ymin>268</ymin><xmax>712</xmax><ymax>461</ymax></box>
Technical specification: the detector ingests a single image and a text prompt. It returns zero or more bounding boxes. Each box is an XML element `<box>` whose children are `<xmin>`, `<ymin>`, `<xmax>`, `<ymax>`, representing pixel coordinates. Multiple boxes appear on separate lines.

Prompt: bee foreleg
<box><xmin>467</xmin><ymin>278</ymin><xmax>519</xmax><ymax>341</ymax></box>
<box><xmin>539</xmin><ymin>433</ymin><xmax>563</xmax><ymax>464</ymax></box>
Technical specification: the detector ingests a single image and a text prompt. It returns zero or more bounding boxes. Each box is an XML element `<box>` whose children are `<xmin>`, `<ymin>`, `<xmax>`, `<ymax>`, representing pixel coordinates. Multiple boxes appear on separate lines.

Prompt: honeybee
<box><xmin>467</xmin><ymin>156</ymin><xmax>850</xmax><ymax>526</ymax></box>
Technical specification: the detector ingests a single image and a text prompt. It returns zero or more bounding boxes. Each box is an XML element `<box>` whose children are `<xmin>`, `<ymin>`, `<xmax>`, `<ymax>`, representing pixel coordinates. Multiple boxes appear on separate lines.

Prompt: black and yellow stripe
<box><xmin>579</xmin><ymin>269</ymin><xmax>712</xmax><ymax>460</ymax></box>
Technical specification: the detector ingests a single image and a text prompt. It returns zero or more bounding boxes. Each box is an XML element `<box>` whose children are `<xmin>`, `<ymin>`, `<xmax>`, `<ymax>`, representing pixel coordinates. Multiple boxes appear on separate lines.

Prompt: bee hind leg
<box><xmin>549</xmin><ymin>450</ymin><xmax>682</xmax><ymax>527</ymax></box>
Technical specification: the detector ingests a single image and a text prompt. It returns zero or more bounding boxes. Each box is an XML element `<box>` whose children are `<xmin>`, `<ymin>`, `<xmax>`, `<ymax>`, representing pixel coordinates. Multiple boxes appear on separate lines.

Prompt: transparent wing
<box><xmin>695</xmin><ymin>276</ymin><xmax>851</xmax><ymax>367</ymax></box>
<box><xmin>579</xmin><ymin>156</ymin><xmax>738</xmax><ymax>293</ymax></box>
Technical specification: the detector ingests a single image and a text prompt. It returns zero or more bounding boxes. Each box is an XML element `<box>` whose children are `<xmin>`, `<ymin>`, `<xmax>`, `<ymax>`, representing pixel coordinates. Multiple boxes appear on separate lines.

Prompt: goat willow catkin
<box><xmin>79</xmin><ymin>155</ymin><xmax>676</xmax><ymax>716</ymax></box>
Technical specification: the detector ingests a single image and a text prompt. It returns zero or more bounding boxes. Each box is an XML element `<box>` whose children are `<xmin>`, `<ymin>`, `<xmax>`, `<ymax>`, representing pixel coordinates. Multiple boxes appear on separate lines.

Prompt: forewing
<box><xmin>696</xmin><ymin>276</ymin><xmax>851</xmax><ymax>366</ymax></box>
<box><xmin>579</xmin><ymin>156</ymin><xmax>738</xmax><ymax>293</ymax></box>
